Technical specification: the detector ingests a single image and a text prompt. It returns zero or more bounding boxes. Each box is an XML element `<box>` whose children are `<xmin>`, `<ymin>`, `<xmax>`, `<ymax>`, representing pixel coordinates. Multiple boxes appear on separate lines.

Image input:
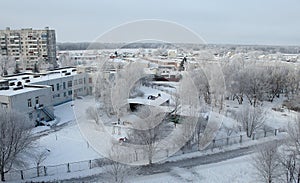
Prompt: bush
<box><xmin>282</xmin><ymin>97</ymin><xmax>300</xmax><ymax>112</ymax></box>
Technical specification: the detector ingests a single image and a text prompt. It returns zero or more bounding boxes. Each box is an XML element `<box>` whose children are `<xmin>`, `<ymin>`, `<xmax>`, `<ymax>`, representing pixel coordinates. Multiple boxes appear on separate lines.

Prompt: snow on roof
<box><xmin>0</xmin><ymin>68</ymin><xmax>79</xmax><ymax>96</ymax></box>
<box><xmin>128</xmin><ymin>86</ymin><xmax>170</xmax><ymax>106</ymax></box>
<box><xmin>0</xmin><ymin>85</ymin><xmax>49</xmax><ymax>96</ymax></box>
<box><xmin>3</xmin><ymin>68</ymin><xmax>78</xmax><ymax>85</ymax></box>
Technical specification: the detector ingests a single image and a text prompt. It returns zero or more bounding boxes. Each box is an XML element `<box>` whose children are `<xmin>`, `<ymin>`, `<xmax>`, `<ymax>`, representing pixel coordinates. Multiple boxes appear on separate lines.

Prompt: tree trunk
<box><xmin>37</xmin><ymin>165</ymin><xmax>40</xmax><ymax>177</ymax></box>
<box><xmin>1</xmin><ymin>170</ymin><xmax>5</xmax><ymax>182</ymax></box>
<box><xmin>297</xmin><ymin>167</ymin><xmax>300</xmax><ymax>183</ymax></box>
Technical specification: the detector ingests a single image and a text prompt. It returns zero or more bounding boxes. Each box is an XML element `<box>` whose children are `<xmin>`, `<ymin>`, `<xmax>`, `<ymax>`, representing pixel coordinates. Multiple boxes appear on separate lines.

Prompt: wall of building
<box><xmin>0</xmin><ymin>85</ymin><xmax>53</xmax><ymax>125</ymax></box>
<box><xmin>0</xmin><ymin>27</ymin><xmax>56</xmax><ymax>70</ymax></box>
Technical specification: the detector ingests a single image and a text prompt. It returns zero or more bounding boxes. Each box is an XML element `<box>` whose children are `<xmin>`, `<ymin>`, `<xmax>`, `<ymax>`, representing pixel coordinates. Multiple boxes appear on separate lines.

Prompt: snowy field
<box><xmin>34</xmin><ymin>101</ymin><xmax>101</xmax><ymax>166</ymax></box>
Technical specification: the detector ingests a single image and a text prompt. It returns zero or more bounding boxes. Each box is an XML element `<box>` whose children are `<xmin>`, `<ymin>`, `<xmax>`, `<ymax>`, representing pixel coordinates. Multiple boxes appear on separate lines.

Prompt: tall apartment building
<box><xmin>0</xmin><ymin>27</ymin><xmax>57</xmax><ymax>70</ymax></box>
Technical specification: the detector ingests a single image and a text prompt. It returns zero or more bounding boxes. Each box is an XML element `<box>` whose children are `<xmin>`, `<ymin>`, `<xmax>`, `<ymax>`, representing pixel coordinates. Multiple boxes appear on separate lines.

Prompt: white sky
<box><xmin>1</xmin><ymin>0</ymin><xmax>300</xmax><ymax>45</ymax></box>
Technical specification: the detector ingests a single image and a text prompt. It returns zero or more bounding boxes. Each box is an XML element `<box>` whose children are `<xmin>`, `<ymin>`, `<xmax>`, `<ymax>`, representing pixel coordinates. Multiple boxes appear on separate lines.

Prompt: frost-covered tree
<box><xmin>0</xmin><ymin>56</ymin><xmax>16</xmax><ymax>76</ymax></box>
<box><xmin>281</xmin><ymin>115</ymin><xmax>300</xmax><ymax>183</ymax></box>
<box><xmin>86</xmin><ymin>106</ymin><xmax>100</xmax><ymax>125</ymax></box>
<box><xmin>111</xmin><ymin>62</ymin><xmax>145</xmax><ymax>118</ymax></box>
<box><xmin>129</xmin><ymin>107</ymin><xmax>167</xmax><ymax>165</ymax></box>
<box><xmin>190</xmin><ymin>68</ymin><xmax>211</xmax><ymax>105</ymax></box>
<box><xmin>285</xmin><ymin>68</ymin><xmax>300</xmax><ymax>100</ymax></box>
<box><xmin>194</xmin><ymin>116</ymin><xmax>208</xmax><ymax>150</ymax></box>
<box><xmin>58</xmin><ymin>54</ymin><xmax>77</xmax><ymax>67</ymax></box>
<box><xmin>242</xmin><ymin>66</ymin><xmax>269</xmax><ymax>107</ymax></box>
<box><xmin>104</xmin><ymin>145</ymin><xmax>136</xmax><ymax>183</ymax></box>
<box><xmin>234</xmin><ymin>105</ymin><xmax>266</xmax><ymax>137</ymax></box>
<box><xmin>0</xmin><ymin>109</ymin><xmax>34</xmax><ymax>181</ymax></box>
<box><xmin>253</xmin><ymin>142</ymin><xmax>281</xmax><ymax>183</ymax></box>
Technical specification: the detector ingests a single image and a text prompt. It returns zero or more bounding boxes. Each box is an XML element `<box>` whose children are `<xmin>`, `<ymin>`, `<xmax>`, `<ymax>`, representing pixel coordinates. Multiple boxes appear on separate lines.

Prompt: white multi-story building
<box><xmin>0</xmin><ymin>27</ymin><xmax>56</xmax><ymax>70</ymax></box>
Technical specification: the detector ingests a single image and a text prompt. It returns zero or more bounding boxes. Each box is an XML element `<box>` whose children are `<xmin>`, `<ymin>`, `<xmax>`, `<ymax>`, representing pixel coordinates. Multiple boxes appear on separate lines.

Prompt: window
<box><xmin>28</xmin><ymin>113</ymin><xmax>33</xmax><ymax>120</ymax></box>
<box><xmin>56</xmin><ymin>83</ymin><xmax>59</xmax><ymax>91</ymax></box>
<box><xmin>63</xmin><ymin>82</ymin><xmax>66</xmax><ymax>89</ymax></box>
<box><xmin>89</xmin><ymin>78</ymin><xmax>92</xmax><ymax>84</ymax></box>
<box><xmin>35</xmin><ymin>96</ymin><xmax>39</xmax><ymax>105</ymax></box>
<box><xmin>79</xmin><ymin>79</ymin><xmax>83</xmax><ymax>85</ymax></box>
<box><xmin>67</xmin><ymin>81</ymin><xmax>72</xmax><ymax>87</ymax></box>
<box><xmin>64</xmin><ymin>92</ymin><xmax>67</xmax><ymax>97</ymax></box>
<box><xmin>68</xmin><ymin>90</ymin><xmax>72</xmax><ymax>96</ymax></box>
<box><xmin>74</xmin><ymin>80</ymin><xmax>78</xmax><ymax>86</ymax></box>
<box><xmin>28</xmin><ymin>99</ymin><xmax>32</xmax><ymax>107</ymax></box>
<box><xmin>1</xmin><ymin>103</ymin><xmax>8</xmax><ymax>108</ymax></box>
<box><xmin>50</xmin><ymin>85</ymin><xmax>54</xmax><ymax>91</ymax></box>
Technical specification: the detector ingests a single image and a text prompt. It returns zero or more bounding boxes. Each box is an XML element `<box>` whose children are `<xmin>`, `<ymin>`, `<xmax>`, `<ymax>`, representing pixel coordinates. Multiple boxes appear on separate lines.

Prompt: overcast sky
<box><xmin>1</xmin><ymin>0</ymin><xmax>300</xmax><ymax>45</ymax></box>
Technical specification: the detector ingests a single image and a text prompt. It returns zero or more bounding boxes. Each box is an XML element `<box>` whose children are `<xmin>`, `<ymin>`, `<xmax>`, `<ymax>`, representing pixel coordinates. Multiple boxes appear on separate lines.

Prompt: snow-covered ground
<box><xmin>10</xmin><ymin>85</ymin><xmax>297</xmax><ymax>182</ymax></box>
<box><xmin>33</xmin><ymin>87</ymin><xmax>297</xmax><ymax>167</ymax></box>
<box><xmin>132</xmin><ymin>154</ymin><xmax>255</xmax><ymax>183</ymax></box>
<box><xmin>34</xmin><ymin>101</ymin><xmax>101</xmax><ymax>166</ymax></box>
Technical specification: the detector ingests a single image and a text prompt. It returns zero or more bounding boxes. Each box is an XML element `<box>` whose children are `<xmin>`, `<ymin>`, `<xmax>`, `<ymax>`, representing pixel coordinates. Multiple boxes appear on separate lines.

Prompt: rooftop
<box><xmin>0</xmin><ymin>85</ymin><xmax>50</xmax><ymax>96</ymax></box>
<box><xmin>2</xmin><ymin>67</ymin><xmax>78</xmax><ymax>85</ymax></box>
<box><xmin>0</xmin><ymin>67</ymin><xmax>78</xmax><ymax>96</ymax></box>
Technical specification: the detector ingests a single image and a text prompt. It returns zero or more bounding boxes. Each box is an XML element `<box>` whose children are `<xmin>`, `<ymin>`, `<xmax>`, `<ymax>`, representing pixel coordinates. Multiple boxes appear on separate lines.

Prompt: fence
<box><xmin>206</xmin><ymin>129</ymin><xmax>278</xmax><ymax>150</ymax></box>
<box><xmin>5</xmin><ymin>129</ymin><xmax>280</xmax><ymax>182</ymax></box>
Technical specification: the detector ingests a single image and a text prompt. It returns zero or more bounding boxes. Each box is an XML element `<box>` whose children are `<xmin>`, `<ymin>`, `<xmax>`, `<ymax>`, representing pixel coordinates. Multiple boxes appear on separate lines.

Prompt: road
<box><xmin>62</xmin><ymin>138</ymin><xmax>283</xmax><ymax>182</ymax></box>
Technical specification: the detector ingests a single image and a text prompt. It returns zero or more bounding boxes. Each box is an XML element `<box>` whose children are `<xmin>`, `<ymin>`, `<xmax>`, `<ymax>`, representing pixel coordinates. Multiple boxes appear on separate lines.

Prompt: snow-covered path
<box><xmin>61</xmin><ymin>136</ymin><xmax>284</xmax><ymax>183</ymax></box>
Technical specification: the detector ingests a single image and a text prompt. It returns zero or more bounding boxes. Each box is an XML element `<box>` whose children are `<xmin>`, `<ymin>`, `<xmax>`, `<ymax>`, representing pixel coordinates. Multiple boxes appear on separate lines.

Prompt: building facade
<box><xmin>0</xmin><ymin>80</ymin><xmax>54</xmax><ymax>125</ymax></box>
<box><xmin>0</xmin><ymin>67</ymin><xmax>95</xmax><ymax>126</ymax></box>
<box><xmin>0</xmin><ymin>27</ymin><xmax>56</xmax><ymax>70</ymax></box>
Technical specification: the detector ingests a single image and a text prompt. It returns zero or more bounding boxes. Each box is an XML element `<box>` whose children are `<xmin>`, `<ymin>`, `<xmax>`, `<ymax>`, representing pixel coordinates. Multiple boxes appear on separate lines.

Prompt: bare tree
<box><xmin>265</xmin><ymin>65</ymin><xmax>289</xmax><ymax>102</ymax></box>
<box><xmin>58</xmin><ymin>54</ymin><xmax>77</xmax><ymax>67</ymax></box>
<box><xmin>279</xmin><ymin>149</ymin><xmax>300</xmax><ymax>183</ymax></box>
<box><xmin>252</xmin><ymin>142</ymin><xmax>281</xmax><ymax>183</ymax></box>
<box><xmin>86</xmin><ymin>106</ymin><xmax>100</xmax><ymax>124</ymax></box>
<box><xmin>34</xmin><ymin>149</ymin><xmax>49</xmax><ymax>177</ymax></box>
<box><xmin>234</xmin><ymin>105</ymin><xmax>266</xmax><ymax>137</ymax></box>
<box><xmin>222</xmin><ymin>53</ymin><xmax>247</xmax><ymax>104</ymax></box>
<box><xmin>94</xmin><ymin>63</ymin><xmax>115</xmax><ymax>115</ymax></box>
<box><xmin>190</xmin><ymin>68</ymin><xmax>211</xmax><ymax>105</ymax></box>
<box><xmin>129</xmin><ymin>107</ymin><xmax>166</xmax><ymax>165</ymax></box>
<box><xmin>178</xmin><ymin>116</ymin><xmax>198</xmax><ymax>153</ymax></box>
<box><xmin>104</xmin><ymin>145</ymin><xmax>136</xmax><ymax>183</ymax></box>
<box><xmin>0</xmin><ymin>109</ymin><xmax>34</xmax><ymax>181</ymax></box>
<box><xmin>194</xmin><ymin>116</ymin><xmax>208</xmax><ymax>150</ymax></box>
<box><xmin>285</xmin><ymin>68</ymin><xmax>300</xmax><ymax>100</ymax></box>
<box><xmin>287</xmin><ymin>115</ymin><xmax>300</xmax><ymax>154</ymax></box>
<box><xmin>243</xmin><ymin>66</ymin><xmax>269</xmax><ymax>107</ymax></box>
<box><xmin>167</xmin><ymin>92</ymin><xmax>181</xmax><ymax>127</ymax></box>
<box><xmin>280</xmin><ymin>115</ymin><xmax>300</xmax><ymax>183</ymax></box>
<box><xmin>0</xmin><ymin>56</ymin><xmax>16</xmax><ymax>76</ymax></box>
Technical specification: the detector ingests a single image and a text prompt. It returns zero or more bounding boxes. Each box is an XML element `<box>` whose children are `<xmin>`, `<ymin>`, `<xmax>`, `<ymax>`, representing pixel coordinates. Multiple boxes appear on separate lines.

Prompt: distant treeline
<box><xmin>57</xmin><ymin>42</ymin><xmax>300</xmax><ymax>54</ymax></box>
<box><xmin>57</xmin><ymin>42</ymin><xmax>175</xmax><ymax>51</ymax></box>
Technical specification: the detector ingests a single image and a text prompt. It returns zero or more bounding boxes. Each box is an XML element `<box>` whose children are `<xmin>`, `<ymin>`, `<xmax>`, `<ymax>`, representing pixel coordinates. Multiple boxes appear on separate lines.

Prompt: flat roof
<box><xmin>0</xmin><ymin>85</ymin><xmax>49</xmax><ymax>96</ymax></box>
<box><xmin>3</xmin><ymin>68</ymin><xmax>78</xmax><ymax>85</ymax></box>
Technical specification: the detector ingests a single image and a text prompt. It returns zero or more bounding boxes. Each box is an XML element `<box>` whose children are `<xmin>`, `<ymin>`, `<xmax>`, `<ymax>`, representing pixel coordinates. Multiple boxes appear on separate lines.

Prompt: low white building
<box><xmin>0</xmin><ymin>80</ymin><xmax>53</xmax><ymax>125</ymax></box>
<box><xmin>0</xmin><ymin>67</ymin><xmax>94</xmax><ymax>125</ymax></box>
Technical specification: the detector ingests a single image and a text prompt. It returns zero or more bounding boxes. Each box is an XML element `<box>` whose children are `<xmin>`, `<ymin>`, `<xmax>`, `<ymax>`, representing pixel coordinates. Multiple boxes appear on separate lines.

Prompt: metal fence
<box><xmin>207</xmin><ymin>129</ymin><xmax>278</xmax><ymax>149</ymax></box>
<box><xmin>5</xmin><ymin>129</ymin><xmax>280</xmax><ymax>182</ymax></box>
